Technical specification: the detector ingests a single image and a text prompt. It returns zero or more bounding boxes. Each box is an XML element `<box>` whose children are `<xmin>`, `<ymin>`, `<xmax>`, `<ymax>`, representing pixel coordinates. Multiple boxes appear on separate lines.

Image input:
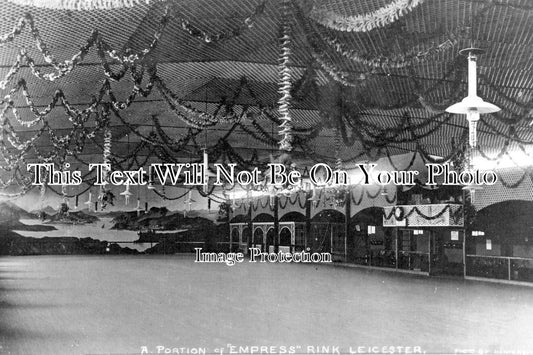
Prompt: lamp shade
<box><xmin>446</xmin><ymin>95</ymin><xmax>501</xmax><ymax>114</ymax></box>
<box><xmin>446</xmin><ymin>48</ymin><xmax>501</xmax><ymax>115</ymax></box>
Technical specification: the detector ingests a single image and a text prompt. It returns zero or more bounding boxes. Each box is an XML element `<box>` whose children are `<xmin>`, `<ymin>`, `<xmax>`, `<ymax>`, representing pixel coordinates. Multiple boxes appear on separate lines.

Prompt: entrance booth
<box><xmin>350</xmin><ymin>207</ymin><xmax>395</xmax><ymax>268</ymax></box>
<box><xmin>383</xmin><ymin>203</ymin><xmax>464</xmax><ymax>274</ymax></box>
<box><xmin>278</xmin><ymin>212</ymin><xmax>306</xmax><ymax>253</ymax></box>
<box><xmin>252</xmin><ymin>213</ymin><xmax>274</xmax><ymax>252</ymax></box>
<box><xmin>466</xmin><ymin>201</ymin><xmax>533</xmax><ymax>283</ymax></box>
<box><xmin>310</xmin><ymin>209</ymin><xmax>346</xmax><ymax>261</ymax></box>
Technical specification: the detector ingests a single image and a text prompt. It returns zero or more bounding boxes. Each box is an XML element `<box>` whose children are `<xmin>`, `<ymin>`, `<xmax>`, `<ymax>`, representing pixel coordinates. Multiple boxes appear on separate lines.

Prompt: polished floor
<box><xmin>0</xmin><ymin>255</ymin><xmax>532</xmax><ymax>355</ymax></box>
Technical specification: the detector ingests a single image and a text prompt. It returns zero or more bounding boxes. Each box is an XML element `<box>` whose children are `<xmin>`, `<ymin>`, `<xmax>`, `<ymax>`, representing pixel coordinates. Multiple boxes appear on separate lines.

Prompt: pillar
<box><xmin>247</xmin><ymin>201</ymin><xmax>253</xmax><ymax>253</ymax></box>
<box><xmin>344</xmin><ymin>191</ymin><xmax>351</xmax><ymax>262</ymax></box>
<box><xmin>274</xmin><ymin>195</ymin><xmax>279</xmax><ymax>253</ymax></box>
<box><xmin>305</xmin><ymin>191</ymin><xmax>311</xmax><ymax>251</ymax></box>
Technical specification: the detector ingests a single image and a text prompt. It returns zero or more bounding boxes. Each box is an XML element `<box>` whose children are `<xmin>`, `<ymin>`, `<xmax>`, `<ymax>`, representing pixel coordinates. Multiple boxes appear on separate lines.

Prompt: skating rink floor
<box><xmin>1</xmin><ymin>255</ymin><xmax>532</xmax><ymax>355</ymax></box>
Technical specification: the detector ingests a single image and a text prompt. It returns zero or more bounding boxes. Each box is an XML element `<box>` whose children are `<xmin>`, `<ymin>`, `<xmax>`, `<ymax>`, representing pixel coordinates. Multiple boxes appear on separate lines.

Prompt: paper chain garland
<box><xmin>0</xmin><ymin>11</ymin><xmax>169</xmax><ymax>88</ymax></box>
<box><xmin>277</xmin><ymin>0</ymin><xmax>294</xmax><ymax>152</ymax></box>
<box><xmin>309</xmin><ymin>0</ymin><xmax>425</xmax><ymax>33</ymax></box>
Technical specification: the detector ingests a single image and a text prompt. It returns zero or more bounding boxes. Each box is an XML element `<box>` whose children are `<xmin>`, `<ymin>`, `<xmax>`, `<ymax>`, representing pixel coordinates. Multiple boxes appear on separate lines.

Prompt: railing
<box><xmin>350</xmin><ymin>251</ymin><xmax>418</xmax><ymax>271</ymax></box>
<box><xmin>368</xmin><ymin>250</ymin><xmax>396</xmax><ymax>268</ymax></box>
<box><xmin>398</xmin><ymin>251</ymin><xmax>430</xmax><ymax>272</ymax></box>
<box><xmin>466</xmin><ymin>255</ymin><xmax>533</xmax><ymax>283</ymax></box>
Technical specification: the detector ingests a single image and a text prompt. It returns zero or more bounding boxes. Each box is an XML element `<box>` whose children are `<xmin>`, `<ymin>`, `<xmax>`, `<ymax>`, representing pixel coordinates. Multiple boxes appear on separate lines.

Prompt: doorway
<box><xmin>430</xmin><ymin>229</ymin><xmax>464</xmax><ymax>276</ymax></box>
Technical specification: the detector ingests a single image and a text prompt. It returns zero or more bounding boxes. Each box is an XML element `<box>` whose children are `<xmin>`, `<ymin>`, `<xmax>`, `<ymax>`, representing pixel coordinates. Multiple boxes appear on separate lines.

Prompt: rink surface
<box><xmin>0</xmin><ymin>255</ymin><xmax>532</xmax><ymax>355</ymax></box>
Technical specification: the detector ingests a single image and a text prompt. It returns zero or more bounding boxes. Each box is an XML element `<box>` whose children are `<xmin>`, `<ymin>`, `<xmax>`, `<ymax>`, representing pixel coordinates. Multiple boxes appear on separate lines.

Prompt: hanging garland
<box><xmin>322</xmin><ymin>29</ymin><xmax>459</xmax><ymax>69</ymax></box>
<box><xmin>383</xmin><ymin>203</ymin><xmax>462</xmax><ymax>222</ymax></box>
<box><xmin>291</xmin><ymin>1</ymin><xmax>369</xmax><ymax>88</ymax></box>
<box><xmin>155</xmin><ymin>75</ymin><xmax>240</xmax><ymax>128</ymax></box>
<box><xmin>309</xmin><ymin>0</ymin><xmax>425</xmax><ymax>32</ymax></box>
<box><xmin>277</xmin><ymin>0</ymin><xmax>294</xmax><ymax>152</ymax></box>
<box><xmin>177</xmin><ymin>1</ymin><xmax>265</xmax><ymax>43</ymax></box>
<box><xmin>1</xmin><ymin>6</ymin><xmax>532</xmax><ymax>197</ymax></box>
<box><xmin>0</xmin><ymin>11</ymin><xmax>169</xmax><ymax>88</ymax></box>
<box><xmin>317</xmin><ymin>0</ymin><xmax>495</xmax><ymax>69</ymax></box>
<box><xmin>6</xmin><ymin>0</ymin><xmax>163</xmax><ymax>10</ymax></box>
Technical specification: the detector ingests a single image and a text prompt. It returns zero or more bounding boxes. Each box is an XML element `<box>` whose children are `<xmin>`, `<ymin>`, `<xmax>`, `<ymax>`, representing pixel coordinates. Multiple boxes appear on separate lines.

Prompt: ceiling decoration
<box><xmin>309</xmin><ymin>0</ymin><xmax>425</xmax><ymax>33</ymax></box>
<box><xmin>6</xmin><ymin>0</ymin><xmax>162</xmax><ymax>11</ymax></box>
<box><xmin>0</xmin><ymin>0</ymin><xmax>531</xmax><ymax>201</ymax></box>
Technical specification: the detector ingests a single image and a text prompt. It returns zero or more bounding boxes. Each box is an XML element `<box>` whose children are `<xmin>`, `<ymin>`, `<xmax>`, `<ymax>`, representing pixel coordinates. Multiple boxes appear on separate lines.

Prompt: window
<box><xmin>472</xmin><ymin>231</ymin><xmax>485</xmax><ymax>236</ymax></box>
<box><xmin>367</xmin><ymin>225</ymin><xmax>376</xmax><ymax>234</ymax></box>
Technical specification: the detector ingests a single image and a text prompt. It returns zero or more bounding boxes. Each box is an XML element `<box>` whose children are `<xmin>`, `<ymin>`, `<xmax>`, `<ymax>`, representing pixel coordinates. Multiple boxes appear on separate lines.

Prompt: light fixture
<box><xmin>203</xmin><ymin>148</ymin><xmax>209</xmax><ymax>194</ymax></box>
<box><xmin>147</xmin><ymin>166</ymin><xmax>156</xmax><ymax>190</ymax></box>
<box><xmin>462</xmin><ymin>185</ymin><xmax>483</xmax><ymax>203</ymax></box>
<box><xmin>446</xmin><ymin>48</ymin><xmax>501</xmax><ymax>148</ymax></box>
<box><xmin>84</xmin><ymin>192</ymin><xmax>93</xmax><ymax>211</ymax></box>
<box><xmin>202</xmin><ymin>148</ymin><xmax>217</xmax><ymax>194</ymax></box>
<box><xmin>230</xmin><ymin>191</ymin><xmax>238</xmax><ymax>210</ymax></box>
<box><xmin>136</xmin><ymin>198</ymin><xmax>142</xmax><ymax>217</ymax></box>
<box><xmin>307</xmin><ymin>186</ymin><xmax>321</xmax><ymax>207</ymax></box>
<box><xmin>183</xmin><ymin>190</ymin><xmax>196</xmax><ymax>217</ymax></box>
<box><xmin>120</xmin><ymin>183</ymin><xmax>132</xmax><ymax>205</ymax></box>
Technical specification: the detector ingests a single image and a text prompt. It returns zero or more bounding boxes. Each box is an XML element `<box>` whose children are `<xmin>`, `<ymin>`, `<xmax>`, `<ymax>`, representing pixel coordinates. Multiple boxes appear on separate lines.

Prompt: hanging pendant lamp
<box><xmin>202</xmin><ymin>148</ymin><xmax>217</xmax><ymax>194</ymax></box>
<box><xmin>84</xmin><ymin>192</ymin><xmax>93</xmax><ymax>211</ymax></box>
<box><xmin>183</xmin><ymin>190</ymin><xmax>196</xmax><ymax>217</ymax></box>
<box><xmin>136</xmin><ymin>198</ymin><xmax>142</xmax><ymax>216</ymax></box>
<box><xmin>120</xmin><ymin>183</ymin><xmax>132</xmax><ymax>205</ymax></box>
<box><xmin>147</xmin><ymin>166</ymin><xmax>156</xmax><ymax>190</ymax></box>
<box><xmin>446</xmin><ymin>48</ymin><xmax>501</xmax><ymax>148</ymax></box>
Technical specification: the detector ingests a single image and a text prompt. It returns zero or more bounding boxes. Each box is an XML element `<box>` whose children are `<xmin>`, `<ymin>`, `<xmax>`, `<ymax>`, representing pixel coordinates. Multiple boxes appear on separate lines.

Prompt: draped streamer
<box><xmin>277</xmin><ymin>0</ymin><xmax>294</xmax><ymax>152</ymax></box>
<box><xmin>310</xmin><ymin>0</ymin><xmax>425</xmax><ymax>32</ymax></box>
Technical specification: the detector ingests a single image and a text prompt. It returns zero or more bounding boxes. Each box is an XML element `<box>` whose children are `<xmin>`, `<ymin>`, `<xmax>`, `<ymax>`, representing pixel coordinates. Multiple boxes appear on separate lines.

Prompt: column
<box><xmin>274</xmin><ymin>195</ymin><xmax>279</xmax><ymax>253</ymax></box>
<box><xmin>305</xmin><ymin>191</ymin><xmax>311</xmax><ymax>251</ymax></box>
<box><xmin>344</xmin><ymin>190</ymin><xmax>351</xmax><ymax>262</ymax></box>
<box><xmin>247</xmin><ymin>201</ymin><xmax>253</xmax><ymax>253</ymax></box>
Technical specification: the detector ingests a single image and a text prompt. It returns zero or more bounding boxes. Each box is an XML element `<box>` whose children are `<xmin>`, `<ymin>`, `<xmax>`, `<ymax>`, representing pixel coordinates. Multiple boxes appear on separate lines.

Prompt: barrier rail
<box><xmin>466</xmin><ymin>255</ymin><xmax>533</xmax><ymax>283</ymax></box>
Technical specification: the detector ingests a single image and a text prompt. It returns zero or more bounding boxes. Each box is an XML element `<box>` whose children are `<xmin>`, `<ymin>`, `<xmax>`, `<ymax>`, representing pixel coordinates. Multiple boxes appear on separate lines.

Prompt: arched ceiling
<box><xmin>0</xmin><ymin>0</ymin><xmax>532</xmax><ymax>194</ymax></box>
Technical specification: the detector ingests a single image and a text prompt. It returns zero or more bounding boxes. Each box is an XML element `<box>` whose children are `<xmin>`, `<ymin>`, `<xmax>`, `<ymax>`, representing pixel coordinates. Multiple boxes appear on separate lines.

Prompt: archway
<box><xmin>350</xmin><ymin>207</ymin><xmax>386</xmax><ymax>266</ymax></box>
<box><xmin>253</xmin><ymin>227</ymin><xmax>264</xmax><ymax>250</ymax></box>
<box><xmin>266</xmin><ymin>228</ymin><xmax>275</xmax><ymax>253</ymax></box>
<box><xmin>279</xmin><ymin>227</ymin><xmax>292</xmax><ymax>246</ymax></box>
<box><xmin>309</xmin><ymin>209</ymin><xmax>345</xmax><ymax>254</ymax></box>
